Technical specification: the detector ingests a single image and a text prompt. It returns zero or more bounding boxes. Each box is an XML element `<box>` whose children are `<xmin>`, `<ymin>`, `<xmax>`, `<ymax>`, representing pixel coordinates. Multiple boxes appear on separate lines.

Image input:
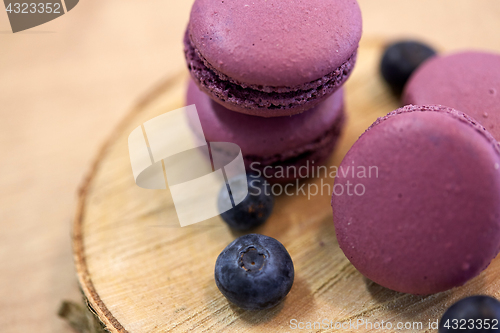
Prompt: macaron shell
<box><xmin>332</xmin><ymin>105</ymin><xmax>500</xmax><ymax>295</ymax></box>
<box><xmin>403</xmin><ymin>51</ymin><xmax>500</xmax><ymax>140</ymax></box>
<box><xmin>188</xmin><ymin>0</ymin><xmax>362</xmax><ymax>88</ymax></box>
<box><xmin>187</xmin><ymin>64</ymin><xmax>353</xmax><ymax>117</ymax></box>
<box><xmin>186</xmin><ymin>79</ymin><xmax>344</xmax><ymax>157</ymax></box>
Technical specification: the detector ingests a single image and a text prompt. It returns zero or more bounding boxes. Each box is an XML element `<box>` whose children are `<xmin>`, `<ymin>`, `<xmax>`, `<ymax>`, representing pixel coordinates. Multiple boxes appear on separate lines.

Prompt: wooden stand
<box><xmin>73</xmin><ymin>39</ymin><xmax>500</xmax><ymax>333</ymax></box>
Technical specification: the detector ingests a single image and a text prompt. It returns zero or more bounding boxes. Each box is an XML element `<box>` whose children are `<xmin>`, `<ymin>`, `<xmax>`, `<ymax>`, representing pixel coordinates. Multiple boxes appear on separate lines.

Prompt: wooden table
<box><xmin>1</xmin><ymin>1</ymin><xmax>500</xmax><ymax>332</ymax></box>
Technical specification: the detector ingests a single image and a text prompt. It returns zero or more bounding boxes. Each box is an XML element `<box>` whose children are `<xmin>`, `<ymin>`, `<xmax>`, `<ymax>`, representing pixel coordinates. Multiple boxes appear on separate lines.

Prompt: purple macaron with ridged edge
<box><xmin>186</xmin><ymin>79</ymin><xmax>345</xmax><ymax>183</ymax></box>
<box><xmin>184</xmin><ymin>0</ymin><xmax>362</xmax><ymax>117</ymax></box>
<box><xmin>331</xmin><ymin>105</ymin><xmax>500</xmax><ymax>295</ymax></box>
<box><xmin>403</xmin><ymin>51</ymin><xmax>500</xmax><ymax>140</ymax></box>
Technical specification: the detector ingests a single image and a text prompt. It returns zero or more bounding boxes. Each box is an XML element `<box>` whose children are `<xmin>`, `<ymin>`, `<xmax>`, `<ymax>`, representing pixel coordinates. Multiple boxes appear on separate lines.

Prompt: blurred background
<box><xmin>1</xmin><ymin>1</ymin><xmax>500</xmax><ymax>332</ymax></box>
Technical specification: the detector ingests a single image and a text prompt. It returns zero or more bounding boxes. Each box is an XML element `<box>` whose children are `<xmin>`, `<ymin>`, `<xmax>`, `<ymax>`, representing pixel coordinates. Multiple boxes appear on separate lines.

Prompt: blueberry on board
<box><xmin>380</xmin><ymin>40</ymin><xmax>437</xmax><ymax>94</ymax></box>
<box><xmin>439</xmin><ymin>295</ymin><xmax>500</xmax><ymax>333</ymax></box>
<box><xmin>214</xmin><ymin>234</ymin><xmax>294</xmax><ymax>310</ymax></box>
<box><xmin>218</xmin><ymin>174</ymin><xmax>274</xmax><ymax>231</ymax></box>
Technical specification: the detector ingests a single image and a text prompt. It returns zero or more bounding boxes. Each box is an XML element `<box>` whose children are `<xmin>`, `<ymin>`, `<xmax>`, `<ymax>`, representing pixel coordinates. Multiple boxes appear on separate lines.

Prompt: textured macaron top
<box><xmin>186</xmin><ymin>80</ymin><xmax>344</xmax><ymax>157</ymax></box>
<box><xmin>403</xmin><ymin>51</ymin><xmax>500</xmax><ymax>140</ymax></box>
<box><xmin>188</xmin><ymin>0</ymin><xmax>362</xmax><ymax>88</ymax></box>
<box><xmin>366</xmin><ymin>105</ymin><xmax>500</xmax><ymax>152</ymax></box>
<box><xmin>332</xmin><ymin>105</ymin><xmax>500</xmax><ymax>295</ymax></box>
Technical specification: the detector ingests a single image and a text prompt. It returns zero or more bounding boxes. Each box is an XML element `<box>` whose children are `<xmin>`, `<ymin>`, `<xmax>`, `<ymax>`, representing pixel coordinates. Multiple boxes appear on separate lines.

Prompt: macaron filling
<box><xmin>190</xmin><ymin>111</ymin><xmax>344</xmax><ymax>183</ymax></box>
<box><xmin>184</xmin><ymin>30</ymin><xmax>357</xmax><ymax>112</ymax></box>
<box><xmin>230</xmin><ymin>113</ymin><xmax>344</xmax><ymax>182</ymax></box>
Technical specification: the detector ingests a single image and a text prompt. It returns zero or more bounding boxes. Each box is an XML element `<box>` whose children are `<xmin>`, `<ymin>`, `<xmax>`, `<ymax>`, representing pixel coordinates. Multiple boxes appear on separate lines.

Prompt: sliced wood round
<box><xmin>73</xmin><ymin>40</ymin><xmax>500</xmax><ymax>333</ymax></box>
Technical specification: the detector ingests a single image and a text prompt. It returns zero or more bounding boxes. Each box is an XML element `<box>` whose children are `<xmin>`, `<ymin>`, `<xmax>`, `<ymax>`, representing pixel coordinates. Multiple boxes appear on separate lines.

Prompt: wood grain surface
<box><xmin>3</xmin><ymin>1</ymin><xmax>500</xmax><ymax>332</ymax></box>
<box><xmin>74</xmin><ymin>36</ymin><xmax>500</xmax><ymax>332</ymax></box>
<box><xmin>0</xmin><ymin>1</ymin><xmax>195</xmax><ymax>332</ymax></box>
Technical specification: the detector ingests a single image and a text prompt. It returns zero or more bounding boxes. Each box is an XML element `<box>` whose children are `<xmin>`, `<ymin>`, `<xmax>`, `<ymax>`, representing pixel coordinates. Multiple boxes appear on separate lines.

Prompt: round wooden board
<box><xmin>74</xmin><ymin>39</ymin><xmax>500</xmax><ymax>333</ymax></box>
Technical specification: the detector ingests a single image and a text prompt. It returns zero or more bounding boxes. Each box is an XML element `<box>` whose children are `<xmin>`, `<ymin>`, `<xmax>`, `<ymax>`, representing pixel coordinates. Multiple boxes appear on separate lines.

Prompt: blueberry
<box><xmin>439</xmin><ymin>295</ymin><xmax>500</xmax><ymax>333</ymax></box>
<box><xmin>380</xmin><ymin>40</ymin><xmax>437</xmax><ymax>94</ymax></box>
<box><xmin>214</xmin><ymin>234</ymin><xmax>294</xmax><ymax>310</ymax></box>
<box><xmin>218</xmin><ymin>174</ymin><xmax>274</xmax><ymax>231</ymax></box>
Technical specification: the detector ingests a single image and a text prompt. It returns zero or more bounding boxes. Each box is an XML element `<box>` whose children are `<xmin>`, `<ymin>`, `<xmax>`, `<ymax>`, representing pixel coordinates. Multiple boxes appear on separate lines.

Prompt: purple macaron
<box><xmin>186</xmin><ymin>80</ymin><xmax>345</xmax><ymax>183</ymax></box>
<box><xmin>403</xmin><ymin>51</ymin><xmax>500</xmax><ymax>140</ymax></box>
<box><xmin>331</xmin><ymin>105</ymin><xmax>500</xmax><ymax>295</ymax></box>
<box><xmin>184</xmin><ymin>0</ymin><xmax>362</xmax><ymax>117</ymax></box>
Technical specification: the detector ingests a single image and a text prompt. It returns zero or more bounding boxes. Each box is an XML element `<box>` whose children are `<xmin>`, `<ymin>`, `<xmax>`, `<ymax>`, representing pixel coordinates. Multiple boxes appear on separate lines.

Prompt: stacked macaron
<box><xmin>184</xmin><ymin>0</ymin><xmax>362</xmax><ymax>182</ymax></box>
